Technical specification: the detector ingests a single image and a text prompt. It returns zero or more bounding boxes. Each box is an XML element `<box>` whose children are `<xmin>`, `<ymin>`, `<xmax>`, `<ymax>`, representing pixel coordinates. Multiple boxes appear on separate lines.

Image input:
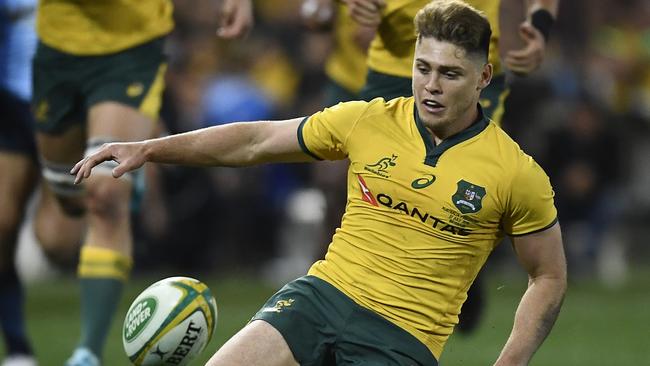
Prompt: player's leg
<box><xmin>63</xmin><ymin>101</ymin><xmax>155</xmax><ymax>366</ymax></box>
<box><xmin>32</xmin><ymin>183</ymin><xmax>85</xmax><ymax>268</ymax></box>
<box><xmin>66</xmin><ymin>39</ymin><xmax>166</xmax><ymax>365</ymax></box>
<box><xmin>0</xmin><ymin>89</ymin><xmax>41</xmax><ymax>366</ymax></box>
<box><xmin>0</xmin><ymin>152</ymin><xmax>38</xmax><ymax>365</ymax></box>
<box><xmin>205</xmin><ymin>320</ymin><xmax>298</xmax><ymax>366</ymax></box>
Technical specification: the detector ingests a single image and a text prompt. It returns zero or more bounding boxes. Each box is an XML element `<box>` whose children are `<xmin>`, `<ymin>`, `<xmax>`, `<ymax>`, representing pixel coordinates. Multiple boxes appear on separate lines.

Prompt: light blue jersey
<box><xmin>0</xmin><ymin>0</ymin><xmax>37</xmax><ymax>101</ymax></box>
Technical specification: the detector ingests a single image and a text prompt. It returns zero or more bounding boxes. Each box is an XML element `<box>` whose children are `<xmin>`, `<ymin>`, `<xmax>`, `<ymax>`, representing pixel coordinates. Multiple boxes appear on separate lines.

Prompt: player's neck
<box><xmin>427</xmin><ymin>106</ymin><xmax>479</xmax><ymax>145</ymax></box>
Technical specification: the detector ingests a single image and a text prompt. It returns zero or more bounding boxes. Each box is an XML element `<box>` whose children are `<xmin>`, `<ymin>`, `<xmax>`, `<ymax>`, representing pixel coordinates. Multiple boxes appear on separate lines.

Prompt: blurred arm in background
<box><xmin>501</xmin><ymin>0</ymin><xmax>559</xmax><ymax>75</ymax></box>
<box><xmin>216</xmin><ymin>0</ymin><xmax>254</xmax><ymax>38</ymax></box>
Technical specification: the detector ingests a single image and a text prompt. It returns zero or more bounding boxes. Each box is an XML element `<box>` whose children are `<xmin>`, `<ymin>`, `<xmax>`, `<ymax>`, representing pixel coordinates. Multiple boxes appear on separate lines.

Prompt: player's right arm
<box><xmin>70</xmin><ymin>118</ymin><xmax>311</xmax><ymax>183</ymax></box>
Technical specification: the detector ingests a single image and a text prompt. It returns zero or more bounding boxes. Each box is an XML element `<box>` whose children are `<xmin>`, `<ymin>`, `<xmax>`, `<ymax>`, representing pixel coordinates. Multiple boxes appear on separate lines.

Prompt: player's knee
<box><xmin>37</xmin><ymin>234</ymin><xmax>79</xmax><ymax>268</ymax></box>
<box><xmin>34</xmin><ymin>214</ymin><xmax>82</xmax><ymax>268</ymax></box>
<box><xmin>41</xmin><ymin>160</ymin><xmax>86</xmax><ymax>217</ymax></box>
<box><xmin>55</xmin><ymin>195</ymin><xmax>86</xmax><ymax>217</ymax></box>
<box><xmin>85</xmin><ymin>180</ymin><xmax>131</xmax><ymax>223</ymax></box>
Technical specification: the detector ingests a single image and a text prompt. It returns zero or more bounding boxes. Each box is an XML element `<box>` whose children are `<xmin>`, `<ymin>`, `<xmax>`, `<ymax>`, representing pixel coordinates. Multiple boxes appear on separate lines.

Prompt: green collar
<box><xmin>413</xmin><ymin>103</ymin><xmax>489</xmax><ymax>167</ymax></box>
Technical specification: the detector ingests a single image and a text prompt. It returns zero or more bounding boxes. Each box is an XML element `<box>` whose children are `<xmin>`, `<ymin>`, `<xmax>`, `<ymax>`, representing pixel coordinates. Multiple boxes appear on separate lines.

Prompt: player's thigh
<box><xmin>85</xmin><ymin>37</ymin><xmax>166</xmax><ymax>142</ymax></box>
<box><xmin>205</xmin><ymin>320</ymin><xmax>298</xmax><ymax>366</ymax></box>
<box><xmin>87</xmin><ymin>101</ymin><xmax>156</xmax><ymax>142</ymax></box>
<box><xmin>335</xmin><ymin>306</ymin><xmax>438</xmax><ymax>366</ymax></box>
<box><xmin>0</xmin><ymin>152</ymin><xmax>38</xmax><ymax>269</ymax></box>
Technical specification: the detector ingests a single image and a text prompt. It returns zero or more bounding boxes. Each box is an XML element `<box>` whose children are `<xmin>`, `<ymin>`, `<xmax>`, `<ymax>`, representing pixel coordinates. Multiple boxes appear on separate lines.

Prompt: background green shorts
<box><xmin>32</xmin><ymin>38</ymin><xmax>167</xmax><ymax>134</ymax></box>
<box><xmin>253</xmin><ymin>275</ymin><xmax>438</xmax><ymax>366</ymax></box>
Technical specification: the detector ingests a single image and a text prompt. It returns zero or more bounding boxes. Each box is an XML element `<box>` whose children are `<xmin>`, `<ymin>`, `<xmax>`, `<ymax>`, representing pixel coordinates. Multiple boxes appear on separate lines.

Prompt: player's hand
<box><xmin>343</xmin><ymin>0</ymin><xmax>385</xmax><ymax>27</ymax></box>
<box><xmin>504</xmin><ymin>22</ymin><xmax>545</xmax><ymax>75</ymax></box>
<box><xmin>216</xmin><ymin>0</ymin><xmax>254</xmax><ymax>39</ymax></box>
<box><xmin>70</xmin><ymin>142</ymin><xmax>147</xmax><ymax>184</ymax></box>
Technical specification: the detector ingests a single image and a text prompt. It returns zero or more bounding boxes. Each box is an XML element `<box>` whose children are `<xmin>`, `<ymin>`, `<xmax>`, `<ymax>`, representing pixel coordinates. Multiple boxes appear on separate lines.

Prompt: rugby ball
<box><xmin>122</xmin><ymin>276</ymin><xmax>218</xmax><ymax>366</ymax></box>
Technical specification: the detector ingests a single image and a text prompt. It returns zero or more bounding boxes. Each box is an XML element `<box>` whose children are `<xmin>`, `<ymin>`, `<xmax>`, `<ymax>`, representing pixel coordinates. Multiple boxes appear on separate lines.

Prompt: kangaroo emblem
<box><xmin>364</xmin><ymin>155</ymin><xmax>398</xmax><ymax>178</ymax></box>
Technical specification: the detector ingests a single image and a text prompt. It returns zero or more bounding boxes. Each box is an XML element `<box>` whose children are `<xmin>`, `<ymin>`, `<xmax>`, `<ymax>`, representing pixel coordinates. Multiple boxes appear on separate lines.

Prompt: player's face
<box><xmin>412</xmin><ymin>37</ymin><xmax>492</xmax><ymax>135</ymax></box>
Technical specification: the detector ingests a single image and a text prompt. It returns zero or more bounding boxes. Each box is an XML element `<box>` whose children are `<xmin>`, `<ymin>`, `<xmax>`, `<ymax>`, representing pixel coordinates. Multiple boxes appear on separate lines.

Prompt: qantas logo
<box><xmin>357</xmin><ymin>175</ymin><xmax>378</xmax><ymax>206</ymax></box>
<box><xmin>357</xmin><ymin>174</ymin><xmax>471</xmax><ymax>236</ymax></box>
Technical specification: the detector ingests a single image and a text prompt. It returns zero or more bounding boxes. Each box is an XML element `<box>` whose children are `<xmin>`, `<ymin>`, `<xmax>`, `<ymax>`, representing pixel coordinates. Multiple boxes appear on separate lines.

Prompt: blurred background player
<box><xmin>29</xmin><ymin>1</ymin><xmax>253</xmax><ymax>365</ymax></box>
<box><xmin>342</xmin><ymin>0</ymin><xmax>559</xmax><ymax>334</ymax></box>
<box><xmin>301</xmin><ymin>0</ymin><xmax>377</xmax><ymax>254</ymax></box>
<box><xmin>0</xmin><ymin>1</ymin><xmax>84</xmax><ymax>365</ymax></box>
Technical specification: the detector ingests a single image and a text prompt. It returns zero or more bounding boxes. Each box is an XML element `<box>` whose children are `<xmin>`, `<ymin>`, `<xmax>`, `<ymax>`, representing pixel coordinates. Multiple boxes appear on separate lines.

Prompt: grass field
<box><xmin>3</xmin><ymin>267</ymin><xmax>649</xmax><ymax>365</ymax></box>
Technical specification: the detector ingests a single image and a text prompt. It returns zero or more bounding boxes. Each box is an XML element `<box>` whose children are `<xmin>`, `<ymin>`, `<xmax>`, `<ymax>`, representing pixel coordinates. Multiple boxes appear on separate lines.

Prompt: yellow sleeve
<box><xmin>503</xmin><ymin>156</ymin><xmax>558</xmax><ymax>236</ymax></box>
<box><xmin>298</xmin><ymin>100</ymin><xmax>369</xmax><ymax>161</ymax></box>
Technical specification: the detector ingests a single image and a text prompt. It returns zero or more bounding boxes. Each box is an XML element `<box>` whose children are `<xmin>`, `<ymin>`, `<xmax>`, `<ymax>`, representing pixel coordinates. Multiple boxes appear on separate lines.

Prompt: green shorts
<box><xmin>253</xmin><ymin>275</ymin><xmax>438</xmax><ymax>366</ymax></box>
<box><xmin>32</xmin><ymin>37</ymin><xmax>167</xmax><ymax>134</ymax></box>
<box><xmin>324</xmin><ymin>78</ymin><xmax>361</xmax><ymax>107</ymax></box>
<box><xmin>359</xmin><ymin>69</ymin><xmax>413</xmax><ymax>102</ymax></box>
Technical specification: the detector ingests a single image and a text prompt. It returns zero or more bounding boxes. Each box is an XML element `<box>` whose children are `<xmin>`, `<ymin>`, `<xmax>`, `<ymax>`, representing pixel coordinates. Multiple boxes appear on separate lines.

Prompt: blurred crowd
<box><xmin>114</xmin><ymin>0</ymin><xmax>650</xmax><ymax>284</ymax></box>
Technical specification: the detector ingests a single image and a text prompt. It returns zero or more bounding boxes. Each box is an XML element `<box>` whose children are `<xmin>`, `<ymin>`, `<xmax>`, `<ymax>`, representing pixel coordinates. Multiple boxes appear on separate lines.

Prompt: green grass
<box><xmin>3</xmin><ymin>268</ymin><xmax>649</xmax><ymax>365</ymax></box>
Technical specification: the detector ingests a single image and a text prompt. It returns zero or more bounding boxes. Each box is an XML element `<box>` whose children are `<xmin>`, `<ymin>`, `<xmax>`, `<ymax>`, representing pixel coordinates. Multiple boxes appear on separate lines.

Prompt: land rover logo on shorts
<box><xmin>124</xmin><ymin>297</ymin><xmax>157</xmax><ymax>342</ymax></box>
<box><xmin>452</xmin><ymin>180</ymin><xmax>486</xmax><ymax>214</ymax></box>
<box><xmin>411</xmin><ymin>174</ymin><xmax>436</xmax><ymax>189</ymax></box>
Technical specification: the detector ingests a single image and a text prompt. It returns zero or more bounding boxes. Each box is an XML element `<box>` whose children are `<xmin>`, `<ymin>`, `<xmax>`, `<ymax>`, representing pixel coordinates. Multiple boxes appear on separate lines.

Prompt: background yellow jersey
<box><xmin>325</xmin><ymin>2</ymin><xmax>368</xmax><ymax>94</ymax></box>
<box><xmin>299</xmin><ymin>97</ymin><xmax>556</xmax><ymax>358</ymax></box>
<box><xmin>367</xmin><ymin>0</ymin><xmax>502</xmax><ymax>78</ymax></box>
<box><xmin>37</xmin><ymin>0</ymin><xmax>174</xmax><ymax>55</ymax></box>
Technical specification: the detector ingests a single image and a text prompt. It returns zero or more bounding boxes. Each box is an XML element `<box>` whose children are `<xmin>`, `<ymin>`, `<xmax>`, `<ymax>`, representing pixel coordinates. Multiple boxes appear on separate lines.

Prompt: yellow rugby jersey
<box><xmin>37</xmin><ymin>0</ymin><xmax>174</xmax><ymax>55</ymax></box>
<box><xmin>367</xmin><ymin>0</ymin><xmax>502</xmax><ymax>78</ymax></box>
<box><xmin>325</xmin><ymin>3</ymin><xmax>368</xmax><ymax>93</ymax></box>
<box><xmin>299</xmin><ymin>97</ymin><xmax>556</xmax><ymax>358</ymax></box>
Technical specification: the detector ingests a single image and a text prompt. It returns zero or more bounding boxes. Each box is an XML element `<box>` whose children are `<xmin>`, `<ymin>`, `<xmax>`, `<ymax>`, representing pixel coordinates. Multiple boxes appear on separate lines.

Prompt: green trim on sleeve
<box><xmin>509</xmin><ymin>217</ymin><xmax>558</xmax><ymax>237</ymax></box>
<box><xmin>297</xmin><ymin>116</ymin><xmax>323</xmax><ymax>161</ymax></box>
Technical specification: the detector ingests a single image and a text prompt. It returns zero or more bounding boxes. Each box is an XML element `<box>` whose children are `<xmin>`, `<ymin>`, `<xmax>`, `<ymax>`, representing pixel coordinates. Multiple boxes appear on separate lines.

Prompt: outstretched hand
<box><xmin>70</xmin><ymin>142</ymin><xmax>147</xmax><ymax>184</ymax></box>
<box><xmin>216</xmin><ymin>0</ymin><xmax>254</xmax><ymax>38</ymax></box>
<box><xmin>343</xmin><ymin>0</ymin><xmax>385</xmax><ymax>27</ymax></box>
<box><xmin>504</xmin><ymin>22</ymin><xmax>546</xmax><ymax>75</ymax></box>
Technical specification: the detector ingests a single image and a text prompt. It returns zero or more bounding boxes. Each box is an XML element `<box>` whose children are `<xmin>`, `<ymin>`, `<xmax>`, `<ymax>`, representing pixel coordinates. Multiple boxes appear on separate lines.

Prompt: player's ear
<box><xmin>477</xmin><ymin>62</ymin><xmax>492</xmax><ymax>90</ymax></box>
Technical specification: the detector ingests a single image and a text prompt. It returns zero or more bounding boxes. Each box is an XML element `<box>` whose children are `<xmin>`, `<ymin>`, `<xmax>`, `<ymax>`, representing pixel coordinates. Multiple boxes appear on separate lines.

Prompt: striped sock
<box><xmin>76</xmin><ymin>246</ymin><xmax>132</xmax><ymax>358</ymax></box>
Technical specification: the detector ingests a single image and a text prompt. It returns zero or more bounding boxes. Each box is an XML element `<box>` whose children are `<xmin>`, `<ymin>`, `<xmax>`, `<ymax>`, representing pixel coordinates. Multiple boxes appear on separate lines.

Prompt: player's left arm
<box><xmin>494</xmin><ymin>222</ymin><xmax>567</xmax><ymax>366</ymax></box>
<box><xmin>503</xmin><ymin>0</ymin><xmax>559</xmax><ymax>75</ymax></box>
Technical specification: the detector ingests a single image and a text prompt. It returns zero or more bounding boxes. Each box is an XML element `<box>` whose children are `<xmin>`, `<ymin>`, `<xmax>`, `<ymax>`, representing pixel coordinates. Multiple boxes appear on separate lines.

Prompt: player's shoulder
<box><xmin>484</xmin><ymin>122</ymin><xmax>546</xmax><ymax>174</ymax></box>
<box><xmin>325</xmin><ymin>96</ymin><xmax>411</xmax><ymax>118</ymax></box>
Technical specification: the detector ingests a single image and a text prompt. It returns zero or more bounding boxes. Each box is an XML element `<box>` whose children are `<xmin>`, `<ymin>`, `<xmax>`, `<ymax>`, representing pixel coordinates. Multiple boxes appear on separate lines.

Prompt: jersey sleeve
<box><xmin>502</xmin><ymin>156</ymin><xmax>558</xmax><ymax>236</ymax></box>
<box><xmin>298</xmin><ymin>100</ymin><xmax>369</xmax><ymax>161</ymax></box>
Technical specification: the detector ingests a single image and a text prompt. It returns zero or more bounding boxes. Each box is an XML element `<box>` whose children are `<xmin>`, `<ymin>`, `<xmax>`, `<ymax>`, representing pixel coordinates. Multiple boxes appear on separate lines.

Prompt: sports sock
<box><xmin>0</xmin><ymin>267</ymin><xmax>33</xmax><ymax>355</ymax></box>
<box><xmin>77</xmin><ymin>246</ymin><xmax>133</xmax><ymax>358</ymax></box>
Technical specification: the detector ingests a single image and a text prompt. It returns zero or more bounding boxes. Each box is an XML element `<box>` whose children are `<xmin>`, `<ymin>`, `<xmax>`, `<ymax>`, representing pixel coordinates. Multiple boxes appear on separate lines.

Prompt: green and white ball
<box><xmin>122</xmin><ymin>276</ymin><xmax>218</xmax><ymax>366</ymax></box>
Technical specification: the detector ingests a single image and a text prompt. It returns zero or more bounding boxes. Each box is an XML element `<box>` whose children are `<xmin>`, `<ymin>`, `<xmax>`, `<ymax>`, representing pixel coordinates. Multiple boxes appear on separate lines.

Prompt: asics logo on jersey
<box><xmin>411</xmin><ymin>174</ymin><xmax>436</xmax><ymax>189</ymax></box>
<box><xmin>364</xmin><ymin>154</ymin><xmax>397</xmax><ymax>178</ymax></box>
<box><xmin>452</xmin><ymin>180</ymin><xmax>486</xmax><ymax>214</ymax></box>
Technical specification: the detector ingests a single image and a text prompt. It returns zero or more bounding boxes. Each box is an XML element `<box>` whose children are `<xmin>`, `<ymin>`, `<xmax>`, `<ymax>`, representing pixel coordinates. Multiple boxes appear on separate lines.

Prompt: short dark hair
<box><xmin>414</xmin><ymin>0</ymin><xmax>491</xmax><ymax>61</ymax></box>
